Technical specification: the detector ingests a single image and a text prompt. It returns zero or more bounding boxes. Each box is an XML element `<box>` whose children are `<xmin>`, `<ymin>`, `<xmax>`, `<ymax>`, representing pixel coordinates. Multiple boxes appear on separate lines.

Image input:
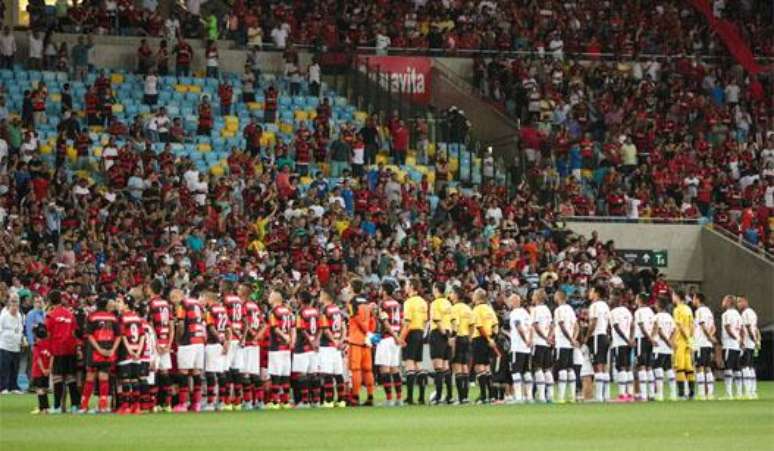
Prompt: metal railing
<box><xmin>708</xmin><ymin>224</ymin><xmax>774</xmax><ymax>263</ymax></box>
<box><xmin>560</xmin><ymin>216</ymin><xmax>705</xmax><ymax>225</ymax></box>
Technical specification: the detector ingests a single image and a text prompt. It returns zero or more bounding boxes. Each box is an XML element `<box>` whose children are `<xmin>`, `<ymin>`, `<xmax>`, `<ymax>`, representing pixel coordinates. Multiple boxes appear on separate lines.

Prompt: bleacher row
<box><xmin>3</xmin><ymin>68</ymin><xmax>490</xmax><ymax>185</ymax></box>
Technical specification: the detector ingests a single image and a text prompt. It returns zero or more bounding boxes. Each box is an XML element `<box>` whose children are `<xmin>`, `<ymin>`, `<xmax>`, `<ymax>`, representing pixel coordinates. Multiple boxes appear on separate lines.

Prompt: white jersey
<box><xmin>589</xmin><ymin>300</ymin><xmax>610</xmax><ymax>336</ymax></box>
<box><xmin>509</xmin><ymin>308</ymin><xmax>532</xmax><ymax>354</ymax></box>
<box><xmin>740</xmin><ymin>308</ymin><xmax>758</xmax><ymax>350</ymax></box>
<box><xmin>553</xmin><ymin>304</ymin><xmax>577</xmax><ymax>349</ymax></box>
<box><xmin>721</xmin><ymin>308</ymin><xmax>742</xmax><ymax>351</ymax></box>
<box><xmin>633</xmin><ymin>306</ymin><xmax>655</xmax><ymax>340</ymax></box>
<box><xmin>610</xmin><ymin>306</ymin><xmax>633</xmax><ymax>348</ymax></box>
<box><xmin>531</xmin><ymin>304</ymin><xmax>552</xmax><ymax>347</ymax></box>
<box><xmin>653</xmin><ymin>312</ymin><xmax>675</xmax><ymax>355</ymax></box>
<box><xmin>693</xmin><ymin>305</ymin><xmax>715</xmax><ymax>349</ymax></box>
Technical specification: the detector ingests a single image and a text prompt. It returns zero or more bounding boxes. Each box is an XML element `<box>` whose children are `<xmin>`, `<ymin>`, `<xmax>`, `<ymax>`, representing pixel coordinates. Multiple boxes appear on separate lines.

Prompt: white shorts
<box><xmin>375</xmin><ymin>336</ymin><xmax>401</xmax><ymax>367</ymax></box>
<box><xmin>177</xmin><ymin>343</ymin><xmax>205</xmax><ymax>371</ymax></box>
<box><xmin>267</xmin><ymin>350</ymin><xmax>292</xmax><ymax>377</ymax></box>
<box><xmin>227</xmin><ymin>340</ymin><xmax>243</xmax><ymax>371</ymax></box>
<box><xmin>317</xmin><ymin>346</ymin><xmax>344</xmax><ymax>375</ymax></box>
<box><xmin>205</xmin><ymin>343</ymin><xmax>226</xmax><ymax>373</ymax></box>
<box><xmin>292</xmin><ymin>351</ymin><xmax>318</xmax><ymax>374</ymax></box>
<box><xmin>242</xmin><ymin>346</ymin><xmax>261</xmax><ymax>375</ymax></box>
<box><xmin>155</xmin><ymin>351</ymin><xmax>173</xmax><ymax>371</ymax></box>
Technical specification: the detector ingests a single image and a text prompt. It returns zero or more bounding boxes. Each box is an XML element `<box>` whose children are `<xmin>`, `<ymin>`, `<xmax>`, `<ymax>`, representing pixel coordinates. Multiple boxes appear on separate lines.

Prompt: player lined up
<box><xmin>29</xmin><ymin>279</ymin><xmax>760</xmax><ymax>414</ymax></box>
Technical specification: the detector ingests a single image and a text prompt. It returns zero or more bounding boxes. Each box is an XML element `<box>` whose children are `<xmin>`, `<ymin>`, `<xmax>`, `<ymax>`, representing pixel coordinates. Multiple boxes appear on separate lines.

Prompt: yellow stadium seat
<box><xmin>448</xmin><ymin>158</ymin><xmax>459</xmax><ymax>173</ymax></box>
<box><xmin>317</xmin><ymin>162</ymin><xmax>329</xmax><ymax>177</ymax></box>
<box><xmin>90</xmin><ymin>126</ymin><xmax>104</xmax><ymax>133</ymax></box>
<box><xmin>110</xmin><ymin>73</ymin><xmax>124</xmax><ymax>84</ymax></box>
<box><xmin>426</xmin><ymin>170</ymin><xmax>436</xmax><ymax>185</ymax></box>
<box><xmin>279</xmin><ymin>123</ymin><xmax>293</xmax><ymax>134</ymax></box>
<box><xmin>197</xmin><ymin>143</ymin><xmax>212</xmax><ymax>153</ymax></box>
<box><xmin>300</xmin><ymin>176</ymin><xmax>313</xmax><ymax>185</ymax></box>
<box><xmin>247</xmin><ymin>102</ymin><xmax>262</xmax><ymax>110</ymax></box>
<box><xmin>188</xmin><ymin>85</ymin><xmax>201</xmax><ymax>93</ymax></box>
<box><xmin>111</xmin><ymin>104</ymin><xmax>124</xmax><ymax>114</ymax></box>
<box><xmin>39</xmin><ymin>144</ymin><xmax>52</xmax><ymax>154</ymax></box>
<box><xmin>50</xmin><ymin>93</ymin><xmax>61</xmax><ymax>103</ymax></box>
<box><xmin>427</xmin><ymin>143</ymin><xmax>436</xmax><ymax>158</ymax></box>
<box><xmin>294</xmin><ymin>111</ymin><xmax>308</xmax><ymax>122</ymax></box>
<box><xmin>175</xmin><ymin>85</ymin><xmax>188</xmax><ymax>93</ymax></box>
<box><xmin>354</xmin><ymin>111</ymin><xmax>368</xmax><ymax>123</ymax></box>
<box><xmin>221</xmin><ymin>130</ymin><xmax>235</xmax><ymax>138</ymax></box>
<box><xmin>224</xmin><ymin>115</ymin><xmax>239</xmax><ymax>124</ymax></box>
<box><xmin>375</xmin><ymin>154</ymin><xmax>389</xmax><ymax>165</ymax></box>
<box><xmin>415</xmin><ymin>165</ymin><xmax>428</xmax><ymax>175</ymax></box>
<box><xmin>254</xmin><ymin>162</ymin><xmax>263</xmax><ymax>175</ymax></box>
<box><xmin>306</xmin><ymin>110</ymin><xmax>317</xmax><ymax>120</ymax></box>
<box><xmin>210</xmin><ymin>164</ymin><xmax>225</xmax><ymax>176</ymax></box>
<box><xmin>66</xmin><ymin>147</ymin><xmax>78</xmax><ymax>161</ymax></box>
<box><xmin>405</xmin><ymin>156</ymin><xmax>416</xmax><ymax>167</ymax></box>
<box><xmin>225</xmin><ymin>122</ymin><xmax>239</xmax><ymax>133</ymax></box>
<box><xmin>92</xmin><ymin>147</ymin><xmax>102</xmax><ymax>158</ymax></box>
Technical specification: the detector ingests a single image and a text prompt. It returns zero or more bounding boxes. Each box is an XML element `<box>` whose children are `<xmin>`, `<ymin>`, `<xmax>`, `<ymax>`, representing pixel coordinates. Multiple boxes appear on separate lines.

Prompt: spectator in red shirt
<box><xmin>390</xmin><ymin>120</ymin><xmax>409</xmax><ymax>166</ymax></box>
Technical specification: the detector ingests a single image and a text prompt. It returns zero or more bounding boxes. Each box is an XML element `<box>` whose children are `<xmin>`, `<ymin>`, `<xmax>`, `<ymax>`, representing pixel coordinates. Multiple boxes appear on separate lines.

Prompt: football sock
<box><xmin>603</xmin><ymin>372</ymin><xmax>611</xmax><ymax>401</ymax></box>
<box><xmin>443</xmin><ymin>370</ymin><xmax>453</xmax><ymax>401</ymax></box>
<box><xmin>638</xmin><ymin>370</ymin><xmax>648</xmax><ymax>399</ymax></box>
<box><xmin>280</xmin><ymin>376</ymin><xmax>290</xmax><ymax>404</ymax></box>
<box><xmin>742</xmin><ymin>368</ymin><xmax>752</xmax><ymax>397</ymax></box>
<box><xmin>81</xmin><ymin>380</ymin><xmax>94</xmax><ymax>410</ymax></box>
<box><xmin>178</xmin><ymin>376</ymin><xmax>190</xmax><ymax>406</ymax></box>
<box><xmin>750</xmin><ymin>368</ymin><xmax>757</xmax><ymax>395</ymax></box>
<box><xmin>243</xmin><ymin>377</ymin><xmax>253</xmax><ymax>405</ymax></box>
<box><xmin>192</xmin><ymin>376</ymin><xmax>203</xmax><ymax>405</ymax></box>
<box><xmin>456</xmin><ymin>373</ymin><xmax>466</xmax><ymax>401</ymax></box>
<box><xmin>351</xmin><ymin>371</ymin><xmax>362</xmax><ymax>403</ymax></box>
<box><xmin>687</xmin><ymin>371</ymin><xmax>695</xmax><ymax>398</ymax></box>
<box><xmin>544</xmin><ymin>370</ymin><xmax>554</xmax><ymax>401</ymax></box>
<box><xmin>523</xmin><ymin>372</ymin><xmax>533</xmax><ymax>401</ymax></box>
<box><xmin>696</xmin><ymin>372</ymin><xmax>706</xmax><ymax>398</ymax></box>
<box><xmin>405</xmin><ymin>371</ymin><xmax>416</xmax><ymax>402</ymax></box>
<box><xmin>654</xmin><ymin>368</ymin><xmax>664</xmax><ymax>399</ymax></box>
<box><xmin>433</xmin><ymin>370</ymin><xmax>443</xmax><ymax>401</ymax></box>
<box><xmin>557</xmin><ymin>370</ymin><xmax>567</xmax><ymax>401</ymax></box>
<box><xmin>667</xmin><ymin>369</ymin><xmax>677</xmax><ymax>400</ymax></box>
<box><xmin>218</xmin><ymin>374</ymin><xmax>228</xmax><ymax>405</ymax></box>
<box><xmin>382</xmin><ymin>373</ymin><xmax>393</xmax><ymax>400</ymax></box>
<box><xmin>676</xmin><ymin>371</ymin><xmax>685</xmax><ymax>397</ymax></box>
<box><xmin>392</xmin><ymin>373</ymin><xmax>403</xmax><ymax>399</ymax></box>
<box><xmin>617</xmin><ymin>370</ymin><xmax>626</xmax><ymax>396</ymax></box>
<box><xmin>67</xmin><ymin>381</ymin><xmax>80</xmax><ymax>410</ymax></box>
<box><xmin>300</xmin><ymin>375</ymin><xmax>309</xmax><ymax>404</ymax></box>
<box><xmin>311</xmin><ymin>375</ymin><xmax>322</xmax><ymax>404</ymax></box>
<box><xmin>364</xmin><ymin>371</ymin><xmax>375</xmax><ymax>396</ymax></box>
<box><xmin>335</xmin><ymin>375</ymin><xmax>346</xmax><ymax>403</ymax></box>
<box><xmin>594</xmin><ymin>372</ymin><xmax>604</xmax><ymax>401</ymax></box>
<box><xmin>724</xmin><ymin>370</ymin><xmax>734</xmax><ymax>398</ymax></box>
<box><xmin>291</xmin><ymin>373</ymin><xmax>302</xmax><ymax>405</ymax></box>
<box><xmin>734</xmin><ymin>371</ymin><xmax>743</xmax><ymax>398</ymax></box>
<box><xmin>323</xmin><ymin>375</ymin><xmax>334</xmax><ymax>402</ymax></box>
<box><xmin>534</xmin><ymin>370</ymin><xmax>545</xmax><ymax>401</ymax></box>
<box><xmin>121</xmin><ymin>383</ymin><xmax>132</xmax><ymax>409</ymax></box>
<box><xmin>206</xmin><ymin>373</ymin><xmax>217</xmax><ymax>404</ymax></box>
<box><xmin>417</xmin><ymin>372</ymin><xmax>427</xmax><ymax>403</ymax></box>
<box><xmin>156</xmin><ymin>374</ymin><xmax>168</xmax><ymax>406</ymax></box>
<box><xmin>53</xmin><ymin>381</ymin><xmax>64</xmax><ymax>410</ymax></box>
<box><xmin>512</xmin><ymin>373</ymin><xmax>523</xmax><ymax>402</ymax></box>
<box><xmin>99</xmin><ymin>379</ymin><xmax>110</xmax><ymax>407</ymax></box>
<box><xmin>38</xmin><ymin>393</ymin><xmax>49</xmax><ymax>410</ymax></box>
<box><xmin>647</xmin><ymin>369</ymin><xmax>655</xmax><ymax>398</ymax></box>
<box><xmin>568</xmin><ymin>370</ymin><xmax>577</xmax><ymax>399</ymax></box>
<box><xmin>705</xmin><ymin>370</ymin><xmax>714</xmax><ymax>398</ymax></box>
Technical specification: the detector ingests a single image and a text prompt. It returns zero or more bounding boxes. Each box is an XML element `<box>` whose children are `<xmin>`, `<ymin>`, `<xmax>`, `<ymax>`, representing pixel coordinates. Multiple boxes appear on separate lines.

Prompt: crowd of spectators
<box><xmin>22</xmin><ymin>0</ymin><xmax>772</xmax><ymax>60</ymax></box>
<box><xmin>471</xmin><ymin>49</ymin><xmax>773</xmax><ymax>253</ymax></box>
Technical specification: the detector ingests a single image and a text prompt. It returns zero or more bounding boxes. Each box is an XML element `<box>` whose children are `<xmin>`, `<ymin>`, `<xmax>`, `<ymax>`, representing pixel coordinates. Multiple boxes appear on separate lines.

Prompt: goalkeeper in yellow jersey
<box><xmin>671</xmin><ymin>290</ymin><xmax>695</xmax><ymax>399</ymax></box>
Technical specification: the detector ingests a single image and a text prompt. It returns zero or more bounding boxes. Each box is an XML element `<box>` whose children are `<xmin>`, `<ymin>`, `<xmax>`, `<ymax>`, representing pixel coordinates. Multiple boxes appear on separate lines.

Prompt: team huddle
<box><xmin>30</xmin><ymin>278</ymin><xmax>760</xmax><ymax>415</ymax></box>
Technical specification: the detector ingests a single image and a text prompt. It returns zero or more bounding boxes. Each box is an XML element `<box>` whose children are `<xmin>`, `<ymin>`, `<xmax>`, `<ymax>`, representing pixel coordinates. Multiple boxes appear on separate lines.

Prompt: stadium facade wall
<box><xmin>564</xmin><ymin>220</ymin><xmax>704</xmax><ymax>282</ymax></box>
<box><xmin>701</xmin><ymin>227</ymin><xmax>774</xmax><ymax>327</ymax></box>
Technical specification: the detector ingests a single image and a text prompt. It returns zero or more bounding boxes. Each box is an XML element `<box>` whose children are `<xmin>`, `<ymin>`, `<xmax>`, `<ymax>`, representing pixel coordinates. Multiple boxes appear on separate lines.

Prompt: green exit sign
<box><xmin>618</xmin><ymin>249</ymin><xmax>668</xmax><ymax>268</ymax></box>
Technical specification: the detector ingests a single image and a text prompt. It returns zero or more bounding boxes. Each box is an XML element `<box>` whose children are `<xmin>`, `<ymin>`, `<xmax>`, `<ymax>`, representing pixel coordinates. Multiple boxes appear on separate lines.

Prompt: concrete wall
<box><xmin>564</xmin><ymin>220</ymin><xmax>704</xmax><ymax>282</ymax></box>
<box><xmin>701</xmin><ymin>226</ymin><xmax>774</xmax><ymax>326</ymax></box>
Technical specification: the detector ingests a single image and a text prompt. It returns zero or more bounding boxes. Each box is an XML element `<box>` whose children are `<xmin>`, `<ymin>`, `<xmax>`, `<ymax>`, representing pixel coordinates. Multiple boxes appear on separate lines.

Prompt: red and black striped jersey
<box><xmin>206</xmin><ymin>304</ymin><xmax>230</xmax><ymax>344</ymax></box>
<box><xmin>319</xmin><ymin>304</ymin><xmax>345</xmax><ymax>347</ymax></box>
<box><xmin>268</xmin><ymin>304</ymin><xmax>294</xmax><ymax>351</ymax></box>
<box><xmin>243</xmin><ymin>301</ymin><xmax>263</xmax><ymax>346</ymax></box>
<box><xmin>176</xmin><ymin>298</ymin><xmax>206</xmax><ymax>345</ymax></box>
<box><xmin>148</xmin><ymin>297</ymin><xmax>173</xmax><ymax>346</ymax></box>
<box><xmin>223</xmin><ymin>295</ymin><xmax>244</xmax><ymax>340</ymax></box>
<box><xmin>294</xmin><ymin>306</ymin><xmax>320</xmax><ymax>353</ymax></box>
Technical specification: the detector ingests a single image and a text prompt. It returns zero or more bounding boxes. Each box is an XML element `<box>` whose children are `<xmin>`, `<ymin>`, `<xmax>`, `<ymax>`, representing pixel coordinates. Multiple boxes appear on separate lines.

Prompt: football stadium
<box><xmin>0</xmin><ymin>0</ymin><xmax>773</xmax><ymax>450</ymax></box>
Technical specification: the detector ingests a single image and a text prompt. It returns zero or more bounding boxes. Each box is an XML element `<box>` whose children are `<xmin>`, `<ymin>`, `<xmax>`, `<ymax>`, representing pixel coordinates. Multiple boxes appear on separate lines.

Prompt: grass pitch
<box><xmin>1</xmin><ymin>383</ymin><xmax>772</xmax><ymax>451</ymax></box>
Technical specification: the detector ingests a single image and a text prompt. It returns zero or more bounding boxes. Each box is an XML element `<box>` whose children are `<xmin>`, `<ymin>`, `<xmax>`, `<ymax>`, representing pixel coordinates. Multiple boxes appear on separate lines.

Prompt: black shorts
<box><xmin>85</xmin><ymin>347</ymin><xmax>112</xmax><ymax>371</ymax></box>
<box><xmin>740</xmin><ymin>349</ymin><xmax>754</xmax><ymax>368</ymax></box>
<box><xmin>588</xmin><ymin>335</ymin><xmax>609</xmax><ymax>366</ymax></box>
<box><xmin>429</xmin><ymin>330</ymin><xmax>450</xmax><ymax>360</ymax></box>
<box><xmin>452</xmin><ymin>337</ymin><xmax>470</xmax><ymax>364</ymax></box>
<box><xmin>493</xmin><ymin>354</ymin><xmax>511</xmax><ymax>383</ymax></box>
<box><xmin>53</xmin><ymin>355</ymin><xmax>77</xmax><ymax>376</ymax></box>
<box><xmin>723</xmin><ymin>349</ymin><xmax>741</xmax><ymax>371</ymax></box>
<box><xmin>636</xmin><ymin>338</ymin><xmax>653</xmax><ymax>367</ymax></box>
<box><xmin>402</xmin><ymin>330</ymin><xmax>424</xmax><ymax>362</ymax></box>
<box><xmin>654</xmin><ymin>353</ymin><xmax>672</xmax><ymax>371</ymax></box>
<box><xmin>140</xmin><ymin>362</ymin><xmax>150</xmax><ymax>378</ymax></box>
<box><xmin>472</xmin><ymin>337</ymin><xmax>491</xmax><ymax>366</ymax></box>
<box><xmin>695</xmin><ymin>347</ymin><xmax>713</xmax><ymax>368</ymax></box>
<box><xmin>510</xmin><ymin>352</ymin><xmax>530</xmax><ymax>374</ymax></box>
<box><xmin>554</xmin><ymin>348</ymin><xmax>573</xmax><ymax>370</ymax></box>
<box><xmin>32</xmin><ymin>376</ymin><xmax>49</xmax><ymax>390</ymax></box>
<box><xmin>118</xmin><ymin>362</ymin><xmax>142</xmax><ymax>381</ymax></box>
<box><xmin>532</xmin><ymin>345</ymin><xmax>552</xmax><ymax>369</ymax></box>
<box><xmin>614</xmin><ymin>346</ymin><xmax>631</xmax><ymax>370</ymax></box>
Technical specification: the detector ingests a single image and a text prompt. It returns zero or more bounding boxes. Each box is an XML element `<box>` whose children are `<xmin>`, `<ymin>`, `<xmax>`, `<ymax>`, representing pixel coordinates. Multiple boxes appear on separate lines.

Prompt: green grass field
<box><xmin>1</xmin><ymin>383</ymin><xmax>773</xmax><ymax>451</ymax></box>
